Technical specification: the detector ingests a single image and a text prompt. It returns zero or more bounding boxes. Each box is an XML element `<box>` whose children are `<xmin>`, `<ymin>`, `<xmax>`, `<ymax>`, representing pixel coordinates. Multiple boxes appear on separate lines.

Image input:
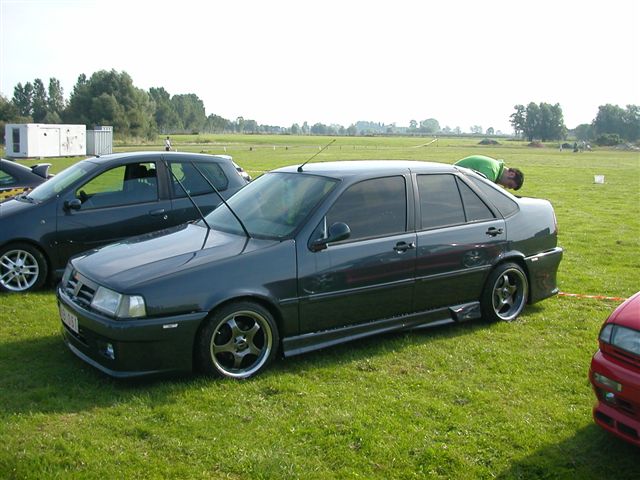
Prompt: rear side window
<box><xmin>171</xmin><ymin>162</ymin><xmax>228</xmax><ymax>197</ymax></box>
<box><xmin>326</xmin><ymin>176</ymin><xmax>407</xmax><ymax>241</ymax></box>
<box><xmin>417</xmin><ymin>174</ymin><xmax>465</xmax><ymax>229</ymax></box>
<box><xmin>466</xmin><ymin>176</ymin><xmax>519</xmax><ymax>217</ymax></box>
<box><xmin>456</xmin><ymin>178</ymin><xmax>495</xmax><ymax>222</ymax></box>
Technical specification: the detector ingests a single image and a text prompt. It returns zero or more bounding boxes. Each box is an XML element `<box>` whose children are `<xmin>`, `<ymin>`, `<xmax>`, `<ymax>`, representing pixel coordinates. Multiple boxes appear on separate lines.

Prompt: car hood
<box><xmin>71</xmin><ymin>223</ymin><xmax>278</xmax><ymax>289</ymax></box>
<box><xmin>606</xmin><ymin>291</ymin><xmax>640</xmax><ymax>330</ymax></box>
<box><xmin>0</xmin><ymin>196</ymin><xmax>37</xmax><ymax>216</ymax></box>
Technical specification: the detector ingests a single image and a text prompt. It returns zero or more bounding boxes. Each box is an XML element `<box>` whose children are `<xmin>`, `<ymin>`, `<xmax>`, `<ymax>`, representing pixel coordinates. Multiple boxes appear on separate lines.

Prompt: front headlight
<box><xmin>91</xmin><ymin>286</ymin><xmax>146</xmax><ymax>319</ymax></box>
<box><xmin>599</xmin><ymin>323</ymin><xmax>640</xmax><ymax>355</ymax></box>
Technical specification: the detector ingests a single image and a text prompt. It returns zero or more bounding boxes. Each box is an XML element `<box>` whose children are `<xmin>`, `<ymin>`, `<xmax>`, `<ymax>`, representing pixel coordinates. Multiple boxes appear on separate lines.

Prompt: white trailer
<box><xmin>4</xmin><ymin>123</ymin><xmax>86</xmax><ymax>158</ymax></box>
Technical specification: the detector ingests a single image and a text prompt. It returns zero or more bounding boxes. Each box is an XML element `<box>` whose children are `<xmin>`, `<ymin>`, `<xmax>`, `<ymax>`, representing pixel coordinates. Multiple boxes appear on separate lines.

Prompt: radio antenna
<box><xmin>297</xmin><ymin>139</ymin><xmax>336</xmax><ymax>172</ymax></box>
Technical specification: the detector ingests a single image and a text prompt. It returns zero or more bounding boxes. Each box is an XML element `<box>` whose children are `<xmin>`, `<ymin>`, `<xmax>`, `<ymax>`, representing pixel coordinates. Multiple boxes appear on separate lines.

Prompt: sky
<box><xmin>1</xmin><ymin>0</ymin><xmax>638</xmax><ymax>133</ymax></box>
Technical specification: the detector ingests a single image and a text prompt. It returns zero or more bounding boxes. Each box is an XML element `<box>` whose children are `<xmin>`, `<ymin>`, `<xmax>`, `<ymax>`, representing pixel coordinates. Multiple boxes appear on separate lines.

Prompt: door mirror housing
<box><xmin>310</xmin><ymin>222</ymin><xmax>351</xmax><ymax>252</ymax></box>
<box><xmin>64</xmin><ymin>199</ymin><xmax>82</xmax><ymax>211</ymax></box>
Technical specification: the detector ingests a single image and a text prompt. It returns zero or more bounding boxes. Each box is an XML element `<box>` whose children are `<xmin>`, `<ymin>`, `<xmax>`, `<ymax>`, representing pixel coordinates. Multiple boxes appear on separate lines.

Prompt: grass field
<box><xmin>1</xmin><ymin>135</ymin><xmax>639</xmax><ymax>478</ymax></box>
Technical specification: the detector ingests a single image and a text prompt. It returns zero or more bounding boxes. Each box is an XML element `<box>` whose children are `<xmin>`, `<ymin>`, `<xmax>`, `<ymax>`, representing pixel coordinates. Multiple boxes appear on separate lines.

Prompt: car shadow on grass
<box><xmin>495</xmin><ymin>424</ymin><xmax>638</xmax><ymax>479</ymax></box>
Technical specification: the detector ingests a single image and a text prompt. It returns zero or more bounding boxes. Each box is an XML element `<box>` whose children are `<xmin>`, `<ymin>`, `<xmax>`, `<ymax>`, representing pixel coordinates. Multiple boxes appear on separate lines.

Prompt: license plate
<box><xmin>60</xmin><ymin>305</ymin><xmax>79</xmax><ymax>334</ymax></box>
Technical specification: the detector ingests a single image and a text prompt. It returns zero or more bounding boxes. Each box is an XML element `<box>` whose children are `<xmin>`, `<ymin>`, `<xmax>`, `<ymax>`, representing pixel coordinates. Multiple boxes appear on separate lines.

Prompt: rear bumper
<box><xmin>58</xmin><ymin>287</ymin><xmax>208</xmax><ymax>378</ymax></box>
<box><xmin>525</xmin><ymin>247</ymin><xmax>563</xmax><ymax>304</ymax></box>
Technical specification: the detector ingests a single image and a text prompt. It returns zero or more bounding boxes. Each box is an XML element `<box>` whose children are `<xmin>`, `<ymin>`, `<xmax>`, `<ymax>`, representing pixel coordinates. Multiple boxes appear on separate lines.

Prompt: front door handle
<box><xmin>149</xmin><ymin>208</ymin><xmax>168</xmax><ymax>219</ymax></box>
<box><xmin>486</xmin><ymin>227</ymin><xmax>504</xmax><ymax>237</ymax></box>
<box><xmin>394</xmin><ymin>241</ymin><xmax>415</xmax><ymax>253</ymax></box>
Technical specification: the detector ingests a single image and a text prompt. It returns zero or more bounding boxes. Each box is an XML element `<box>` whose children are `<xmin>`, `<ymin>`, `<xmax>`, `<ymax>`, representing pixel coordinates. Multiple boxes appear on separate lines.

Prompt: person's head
<box><xmin>499</xmin><ymin>168</ymin><xmax>524</xmax><ymax>190</ymax></box>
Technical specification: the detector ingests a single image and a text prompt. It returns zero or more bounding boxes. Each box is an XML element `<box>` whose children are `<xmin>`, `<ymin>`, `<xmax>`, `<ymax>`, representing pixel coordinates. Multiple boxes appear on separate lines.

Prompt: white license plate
<box><xmin>60</xmin><ymin>305</ymin><xmax>79</xmax><ymax>334</ymax></box>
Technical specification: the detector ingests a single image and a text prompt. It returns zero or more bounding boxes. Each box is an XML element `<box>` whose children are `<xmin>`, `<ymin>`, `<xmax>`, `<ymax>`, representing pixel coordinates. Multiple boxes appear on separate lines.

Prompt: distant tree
<box><xmin>0</xmin><ymin>94</ymin><xmax>18</xmax><ymax>121</ymax></box>
<box><xmin>511</xmin><ymin>102</ymin><xmax>566</xmax><ymax>141</ymax></box>
<box><xmin>302</xmin><ymin>121</ymin><xmax>309</xmax><ymax>135</ymax></box>
<box><xmin>593</xmin><ymin>104</ymin><xmax>639</xmax><ymax>142</ymax></box>
<box><xmin>409</xmin><ymin>119</ymin><xmax>418</xmax><ymax>130</ymax></box>
<box><xmin>454</xmin><ymin>126</ymin><xmax>461</xmax><ymax>135</ymax></box>
<box><xmin>290</xmin><ymin>123</ymin><xmax>300</xmax><ymax>135</ymax></box>
<box><xmin>574</xmin><ymin>123</ymin><xmax>594</xmax><ymax>141</ymax></box>
<box><xmin>235</xmin><ymin>116</ymin><xmax>245</xmax><ymax>133</ymax></box>
<box><xmin>310</xmin><ymin>122</ymin><xmax>328</xmax><ymax>135</ymax></box>
<box><xmin>149</xmin><ymin>87</ymin><xmax>180</xmax><ymax>133</ymax></box>
<box><xmin>510</xmin><ymin>104</ymin><xmax>525</xmax><ymax>137</ymax></box>
<box><xmin>346</xmin><ymin>124</ymin><xmax>357</xmax><ymax>136</ymax></box>
<box><xmin>486</xmin><ymin>127</ymin><xmax>494</xmax><ymax>135</ymax></box>
<box><xmin>12</xmin><ymin>82</ymin><xmax>34</xmax><ymax>118</ymax></box>
<box><xmin>47</xmin><ymin>78</ymin><xmax>65</xmax><ymax>115</ymax></box>
<box><xmin>171</xmin><ymin>93</ymin><xmax>206</xmax><ymax>133</ymax></box>
<box><xmin>470</xmin><ymin>125</ymin><xmax>483</xmax><ymax>134</ymax></box>
<box><xmin>31</xmin><ymin>79</ymin><xmax>48</xmax><ymax>123</ymax></box>
<box><xmin>419</xmin><ymin>118</ymin><xmax>440</xmax><ymax>134</ymax></box>
<box><xmin>244</xmin><ymin>119</ymin><xmax>259</xmax><ymax>133</ymax></box>
<box><xmin>65</xmin><ymin>69</ymin><xmax>156</xmax><ymax>138</ymax></box>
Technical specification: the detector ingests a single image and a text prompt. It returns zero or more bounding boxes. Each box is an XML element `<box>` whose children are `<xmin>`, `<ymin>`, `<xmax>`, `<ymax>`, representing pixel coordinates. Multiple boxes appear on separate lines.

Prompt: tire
<box><xmin>197</xmin><ymin>301</ymin><xmax>279</xmax><ymax>379</ymax></box>
<box><xmin>0</xmin><ymin>243</ymin><xmax>48</xmax><ymax>293</ymax></box>
<box><xmin>481</xmin><ymin>262</ymin><xmax>528</xmax><ymax>322</ymax></box>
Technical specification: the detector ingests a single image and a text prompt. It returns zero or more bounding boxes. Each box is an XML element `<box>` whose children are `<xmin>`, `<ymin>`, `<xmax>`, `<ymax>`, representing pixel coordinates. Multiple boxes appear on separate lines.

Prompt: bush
<box><xmin>596</xmin><ymin>133</ymin><xmax>622</xmax><ymax>146</ymax></box>
<box><xmin>478</xmin><ymin>138</ymin><xmax>499</xmax><ymax>145</ymax></box>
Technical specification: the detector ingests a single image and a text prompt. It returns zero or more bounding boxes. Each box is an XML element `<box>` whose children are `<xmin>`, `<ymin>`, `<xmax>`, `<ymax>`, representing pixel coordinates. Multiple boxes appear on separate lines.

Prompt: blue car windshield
<box><xmin>27</xmin><ymin>161</ymin><xmax>99</xmax><ymax>203</ymax></box>
<box><xmin>205</xmin><ymin>172</ymin><xmax>338</xmax><ymax>239</ymax></box>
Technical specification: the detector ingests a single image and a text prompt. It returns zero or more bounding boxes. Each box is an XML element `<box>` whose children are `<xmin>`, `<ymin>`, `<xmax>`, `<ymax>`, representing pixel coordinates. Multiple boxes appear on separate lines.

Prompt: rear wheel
<box><xmin>0</xmin><ymin>243</ymin><xmax>48</xmax><ymax>293</ymax></box>
<box><xmin>481</xmin><ymin>263</ymin><xmax>528</xmax><ymax>322</ymax></box>
<box><xmin>197</xmin><ymin>301</ymin><xmax>278</xmax><ymax>379</ymax></box>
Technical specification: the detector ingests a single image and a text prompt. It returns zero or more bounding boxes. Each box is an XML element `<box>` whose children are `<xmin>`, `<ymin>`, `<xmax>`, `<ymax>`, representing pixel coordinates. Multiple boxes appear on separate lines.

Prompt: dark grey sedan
<box><xmin>58</xmin><ymin>160</ymin><xmax>563</xmax><ymax>379</ymax></box>
<box><xmin>0</xmin><ymin>158</ymin><xmax>52</xmax><ymax>200</ymax></box>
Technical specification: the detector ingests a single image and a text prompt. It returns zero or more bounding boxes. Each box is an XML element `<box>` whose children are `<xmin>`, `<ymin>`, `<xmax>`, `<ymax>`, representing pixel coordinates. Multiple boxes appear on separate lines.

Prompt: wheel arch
<box><xmin>191</xmin><ymin>294</ymin><xmax>286</xmax><ymax>370</ymax></box>
<box><xmin>493</xmin><ymin>252</ymin><xmax>532</xmax><ymax>302</ymax></box>
<box><xmin>0</xmin><ymin>238</ymin><xmax>53</xmax><ymax>286</ymax></box>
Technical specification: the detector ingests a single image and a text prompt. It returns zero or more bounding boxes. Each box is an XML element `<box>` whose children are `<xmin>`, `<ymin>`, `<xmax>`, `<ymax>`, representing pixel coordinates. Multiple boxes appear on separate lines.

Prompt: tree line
<box><xmin>0</xmin><ymin>69</ymin><xmax>638</xmax><ymax>143</ymax></box>
<box><xmin>510</xmin><ymin>102</ymin><xmax>639</xmax><ymax>145</ymax></box>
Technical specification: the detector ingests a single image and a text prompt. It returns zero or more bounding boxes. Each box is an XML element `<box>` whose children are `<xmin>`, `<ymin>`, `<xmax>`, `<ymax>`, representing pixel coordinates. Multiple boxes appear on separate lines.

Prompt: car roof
<box><xmin>274</xmin><ymin>160</ymin><xmax>456</xmax><ymax>178</ymax></box>
<box><xmin>83</xmin><ymin>151</ymin><xmax>234</xmax><ymax>167</ymax></box>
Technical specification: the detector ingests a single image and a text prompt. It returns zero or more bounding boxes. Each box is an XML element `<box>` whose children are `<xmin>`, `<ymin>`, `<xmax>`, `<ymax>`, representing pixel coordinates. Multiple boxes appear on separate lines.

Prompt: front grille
<box><xmin>62</xmin><ymin>269</ymin><xmax>98</xmax><ymax>309</ymax></box>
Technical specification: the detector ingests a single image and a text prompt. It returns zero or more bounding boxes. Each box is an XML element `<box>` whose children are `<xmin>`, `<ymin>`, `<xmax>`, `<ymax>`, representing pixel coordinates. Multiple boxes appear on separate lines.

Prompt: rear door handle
<box><xmin>393</xmin><ymin>241</ymin><xmax>415</xmax><ymax>253</ymax></box>
<box><xmin>486</xmin><ymin>227</ymin><xmax>504</xmax><ymax>237</ymax></box>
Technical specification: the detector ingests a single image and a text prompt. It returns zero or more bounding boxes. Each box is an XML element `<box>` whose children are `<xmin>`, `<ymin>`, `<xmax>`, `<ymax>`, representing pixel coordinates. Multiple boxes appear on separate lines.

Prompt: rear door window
<box><xmin>170</xmin><ymin>162</ymin><xmax>228</xmax><ymax>198</ymax></box>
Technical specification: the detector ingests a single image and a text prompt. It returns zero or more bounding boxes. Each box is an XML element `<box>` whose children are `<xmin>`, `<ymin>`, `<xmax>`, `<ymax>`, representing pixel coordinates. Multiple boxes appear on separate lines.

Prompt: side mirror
<box><xmin>64</xmin><ymin>199</ymin><xmax>82</xmax><ymax>211</ymax></box>
<box><xmin>310</xmin><ymin>222</ymin><xmax>351</xmax><ymax>252</ymax></box>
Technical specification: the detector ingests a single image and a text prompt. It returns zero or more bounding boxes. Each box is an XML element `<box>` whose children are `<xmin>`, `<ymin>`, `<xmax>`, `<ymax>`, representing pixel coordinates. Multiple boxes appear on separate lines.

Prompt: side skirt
<box><xmin>281</xmin><ymin>301</ymin><xmax>480</xmax><ymax>357</ymax></box>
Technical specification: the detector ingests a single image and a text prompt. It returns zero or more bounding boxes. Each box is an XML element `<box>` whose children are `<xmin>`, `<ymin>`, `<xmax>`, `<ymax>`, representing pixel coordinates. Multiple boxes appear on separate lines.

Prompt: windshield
<box><xmin>27</xmin><ymin>160</ymin><xmax>98</xmax><ymax>202</ymax></box>
<box><xmin>204</xmin><ymin>172</ymin><xmax>338</xmax><ymax>239</ymax></box>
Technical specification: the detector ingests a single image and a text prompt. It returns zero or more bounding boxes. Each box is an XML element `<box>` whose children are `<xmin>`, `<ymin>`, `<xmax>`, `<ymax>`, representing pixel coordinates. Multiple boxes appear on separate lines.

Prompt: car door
<box><xmin>55</xmin><ymin>159</ymin><xmax>172</xmax><ymax>264</ymax></box>
<box><xmin>297</xmin><ymin>175</ymin><xmax>417</xmax><ymax>333</ymax></box>
<box><xmin>413</xmin><ymin>173</ymin><xmax>506</xmax><ymax>311</ymax></box>
<box><xmin>167</xmin><ymin>159</ymin><xmax>231</xmax><ymax>224</ymax></box>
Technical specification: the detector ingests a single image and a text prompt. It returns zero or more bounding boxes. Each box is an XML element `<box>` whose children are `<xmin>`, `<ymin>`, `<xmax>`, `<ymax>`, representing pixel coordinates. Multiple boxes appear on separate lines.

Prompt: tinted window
<box><xmin>326</xmin><ymin>176</ymin><xmax>406</xmax><ymax>242</ymax></box>
<box><xmin>466</xmin><ymin>176</ymin><xmax>519</xmax><ymax>217</ymax></box>
<box><xmin>76</xmin><ymin>162</ymin><xmax>158</xmax><ymax>209</ymax></box>
<box><xmin>205</xmin><ymin>172</ymin><xmax>337</xmax><ymax>239</ymax></box>
<box><xmin>171</xmin><ymin>162</ymin><xmax>228</xmax><ymax>197</ymax></box>
<box><xmin>417</xmin><ymin>174</ymin><xmax>465</xmax><ymax>229</ymax></box>
<box><xmin>456</xmin><ymin>178</ymin><xmax>495</xmax><ymax>222</ymax></box>
<box><xmin>0</xmin><ymin>169</ymin><xmax>16</xmax><ymax>186</ymax></box>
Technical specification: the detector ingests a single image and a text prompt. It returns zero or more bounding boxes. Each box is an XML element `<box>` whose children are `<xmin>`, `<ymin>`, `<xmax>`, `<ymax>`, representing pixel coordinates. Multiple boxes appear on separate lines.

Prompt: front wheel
<box><xmin>481</xmin><ymin>263</ymin><xmax>528</xmax><ymax>322</ymax></box>
<box><xmin>197</xmin><ymin>301</ymin><xmax>279</xmax><ymax>379</ymax></box>
<box><xmin>0</xmin><ymin>243</ymin><xmax>48</xmax><ymax>293</ymax></box>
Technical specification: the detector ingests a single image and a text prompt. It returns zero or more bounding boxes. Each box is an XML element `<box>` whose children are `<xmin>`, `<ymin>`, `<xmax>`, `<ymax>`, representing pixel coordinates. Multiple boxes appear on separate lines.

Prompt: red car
<box><xmin>590</xmin><ymin>291</ymin><xmax>640</xmax><ymax>446</ymax></box>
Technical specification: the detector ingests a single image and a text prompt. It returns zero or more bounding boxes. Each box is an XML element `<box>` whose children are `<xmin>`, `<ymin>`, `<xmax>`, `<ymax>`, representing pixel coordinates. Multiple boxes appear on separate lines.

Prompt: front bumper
<box><xmin>57</xmin><ymin>287</ymin><xmax>208</xmax><ymax>378</ymax></box>
<box><xmin>590</xmin><ymin>350</ymin><xmax>640</xmax><ymax>447</ymax></box>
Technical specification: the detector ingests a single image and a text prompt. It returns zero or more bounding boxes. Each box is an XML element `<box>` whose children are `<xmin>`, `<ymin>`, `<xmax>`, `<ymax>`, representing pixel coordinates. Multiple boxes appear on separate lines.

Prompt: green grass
<box><xmin>2</xmin><ymin>136</ymin><xmax>639</xmax><ymax>478</ymax></box>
